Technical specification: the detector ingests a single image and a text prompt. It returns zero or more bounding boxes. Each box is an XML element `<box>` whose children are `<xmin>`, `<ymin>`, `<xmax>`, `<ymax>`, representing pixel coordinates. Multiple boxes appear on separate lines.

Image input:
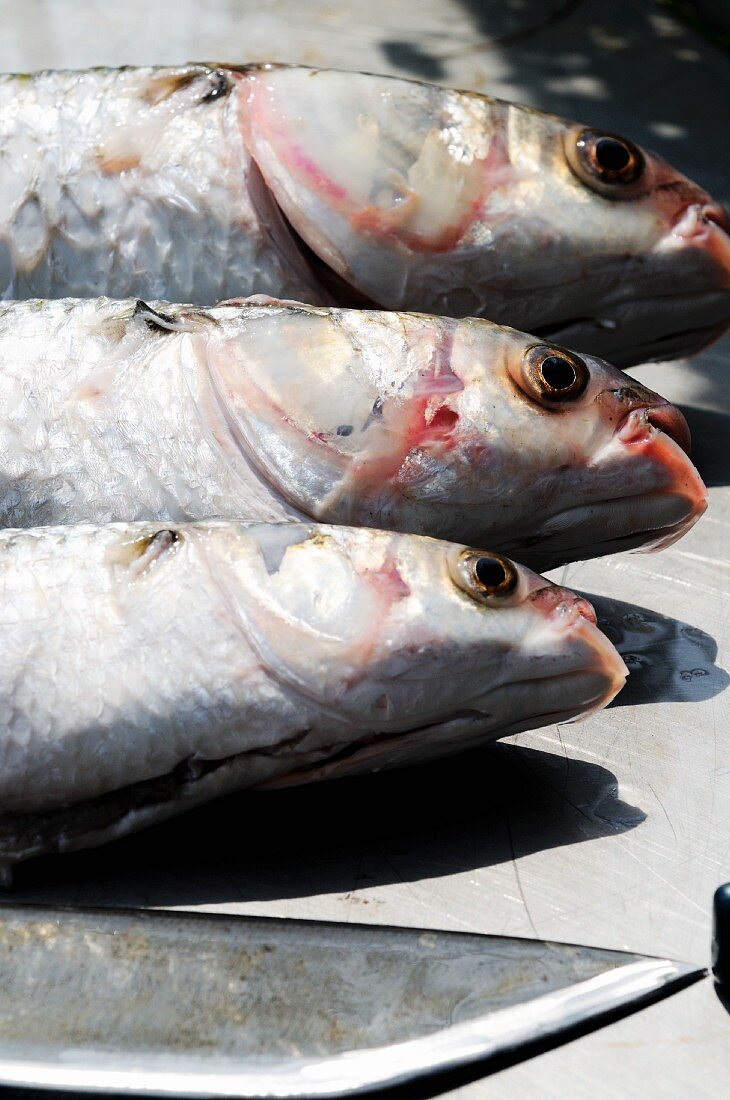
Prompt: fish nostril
<box><xmin>575</xmin><ymin>597</ymin><xmax>598</xmax><ymax>626</ymax></box>
<box><xmin>529</xmin><ymin>586</ymin><xmax>598</xmax><ymax>626</ymax></box>
<box><xmin>702</xmin><ymin>204</ymin><xmax>730</xmax><ymax>235</ymax></box>
<box><xmin>645</xmin><ymin>404</ymin><xmax>692</xmax><ymax>456</ymax></box>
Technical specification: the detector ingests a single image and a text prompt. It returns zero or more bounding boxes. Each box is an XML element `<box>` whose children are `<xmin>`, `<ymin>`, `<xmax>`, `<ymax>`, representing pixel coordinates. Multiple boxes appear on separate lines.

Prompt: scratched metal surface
<box><xmin>0</xmin><ymin>2</ymin><xmax>728</xmax><ymax>1098</ymax></box>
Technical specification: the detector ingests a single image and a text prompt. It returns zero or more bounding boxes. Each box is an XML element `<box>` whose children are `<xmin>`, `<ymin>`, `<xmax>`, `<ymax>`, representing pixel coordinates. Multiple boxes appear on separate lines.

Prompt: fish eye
<box><xmin>566</xmin><ymin>127</ymin><xmax>646</xmax><ymax>198</ymax></box>
<box><xmin>514</xmin><ymin>345</ymin><xmax>589</xmax><ymax>408</ymax></box>
<box><xmin>449</xmin><ymin>549</ymin><xmax>519</xmax><ymax>604</ymax></box>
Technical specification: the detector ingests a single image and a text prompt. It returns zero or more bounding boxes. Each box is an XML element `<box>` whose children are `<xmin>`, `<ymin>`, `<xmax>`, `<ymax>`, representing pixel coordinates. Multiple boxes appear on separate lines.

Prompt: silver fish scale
<box><xmin>0</xmin><ymin>66</ymin><xmax>310</xmax><ymax>304</ymax></box>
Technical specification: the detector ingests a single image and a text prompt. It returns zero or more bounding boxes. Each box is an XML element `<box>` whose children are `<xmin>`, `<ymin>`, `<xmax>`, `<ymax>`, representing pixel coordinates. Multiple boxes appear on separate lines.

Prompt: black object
<box><xmin>712</xmin><ymin>882</ymin><xmax>730</xmax><ymax>985</ymax></box>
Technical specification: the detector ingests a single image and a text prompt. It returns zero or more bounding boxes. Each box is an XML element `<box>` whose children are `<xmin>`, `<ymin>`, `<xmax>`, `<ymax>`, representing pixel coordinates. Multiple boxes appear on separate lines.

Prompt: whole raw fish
<box><xmin>0</xmin><ymin>521</ymin><xmax>626</xmax><ymax>871</ymax></box>
<box><xmin>0</xmin><ymin>297</ymin><xmax>706</xmax><ymax>570</ymax></box>
<box><xmin>0</xmin><ymin>64</ymin><xmax>727</xmax><ymax>364</ymax></box>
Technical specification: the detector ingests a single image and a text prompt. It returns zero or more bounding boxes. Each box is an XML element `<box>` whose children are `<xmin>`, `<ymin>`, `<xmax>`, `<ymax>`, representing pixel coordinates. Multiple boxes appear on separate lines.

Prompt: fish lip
<box><xmin>613</xmin><ymin>405</ymin><xmax>707</xmax><ymax>522</ymax></box>
<box><xmin>635</xmin><ymin>493</ymin><xmax>708</xmax><ymax>552</ymax></box>
<box><xmin>701</xmin><ymin>204</ymin><xmax>730</xmax><ymax>235</ymax></box>
<box><xmin>669</xmin><ymin>201</ymin><xmax>730</xmax><ymax>243</ymax></box>
<box><xmin>528</xmin><ymin>586</ymin><xmax>599</xmax><ymax>628</ymax></box>
<box><xmin>615</xmin><ymin>404</ymin><xmax>692</xmax><ymax>457</ymax></box>
<box><xmin>660</xmin><ymin>203</ymin><xmax>730</xmax><ymax>290</ymax></box>
<box><xmin>458</xmin><ymin>659</ymin><xmax>628</xmax><ymax>730</ymax></box>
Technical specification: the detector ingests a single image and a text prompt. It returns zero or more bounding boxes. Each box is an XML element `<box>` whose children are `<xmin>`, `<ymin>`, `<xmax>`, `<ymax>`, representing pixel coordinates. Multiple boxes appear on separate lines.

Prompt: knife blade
<box><xmin>0</xmin><ymin>902</ymin><xmax>703</xmax><ymax>1097</ymax></box>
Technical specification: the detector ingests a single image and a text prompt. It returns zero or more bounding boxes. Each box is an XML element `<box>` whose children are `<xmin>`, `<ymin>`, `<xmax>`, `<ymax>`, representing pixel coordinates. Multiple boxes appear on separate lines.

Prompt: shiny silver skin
<box><xmin>0</xmin><ymin>297</ymin><xmax>706</xmax><ymax>570</ymax></box>
<box><xmin>0</xmin><ymin>64</ymin><xmax>727</xmax><ymax>363</ymax></box>
<box><xmin>0</xmin><ymin>521</ymin><xmax>626</xmax><ymax>868</ymax></box>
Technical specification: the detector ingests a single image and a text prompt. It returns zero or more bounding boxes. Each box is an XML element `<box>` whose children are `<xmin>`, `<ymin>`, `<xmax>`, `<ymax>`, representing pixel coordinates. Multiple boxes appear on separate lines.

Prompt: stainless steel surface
<box><xmin>0</xmin><ymin>2</ymin><xmax>728</xmax><ymax>1097</ymax></box>
<box><xmin>0</xmin><ymin>904</ymin><xmax>702</xmax><ymax>1097</ymax></box>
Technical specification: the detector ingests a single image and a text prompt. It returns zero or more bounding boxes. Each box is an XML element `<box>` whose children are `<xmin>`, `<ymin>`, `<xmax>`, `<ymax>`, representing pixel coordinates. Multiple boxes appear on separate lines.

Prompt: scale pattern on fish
<box><xmin>0</xmin><ymin>520</ymin><xmax>627</xmax><ymax>871</ymax></box>
<box><xmin>0</xmin><ymin>296</ymin><xmax>706</xmax><ymax>570</ymax></box>
<box><xmin>0</xmin><ymin>64</ymin><xmax>727</xmax><ymax>363</ymax></box>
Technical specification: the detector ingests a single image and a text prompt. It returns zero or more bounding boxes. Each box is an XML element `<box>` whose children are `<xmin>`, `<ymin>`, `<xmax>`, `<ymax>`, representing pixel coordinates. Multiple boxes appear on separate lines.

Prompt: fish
<box><xmin>0</xmin><ymin>520</ymin><xmax>627</xmax><ymax>872</ymax></box>
<box><xmin>0</xmin><ymin>296</ymin><xmax>706</xmax><ymax>571</ymax></box>
<box><xmin>0</xmin><ymin>64</ymin><xmax>727</xmax><ymax>365</ymax></box>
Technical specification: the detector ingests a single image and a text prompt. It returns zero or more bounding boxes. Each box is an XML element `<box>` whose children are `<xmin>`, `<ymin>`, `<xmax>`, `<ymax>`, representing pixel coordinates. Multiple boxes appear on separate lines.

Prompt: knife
<box><xmin>0</xmin><ymin>902</ymin><xmax>703</xmax><ymax>1097</ymax></box>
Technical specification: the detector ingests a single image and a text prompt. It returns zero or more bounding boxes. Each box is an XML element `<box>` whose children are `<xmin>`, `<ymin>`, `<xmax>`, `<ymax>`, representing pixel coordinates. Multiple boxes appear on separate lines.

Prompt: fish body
<box><xmin>0</xmin><ymin>520</ymin><xmax>626</xmax><ymax>869</ymax></box>
<box><xmin>0</xmin><ymin>296</ymin><xmax>706</xmax><ymax>570</ymax></box>
<box><xmin>0</xmin><ymin>64</ymin><xmax>727</xmax><ymax>364</ymax></box>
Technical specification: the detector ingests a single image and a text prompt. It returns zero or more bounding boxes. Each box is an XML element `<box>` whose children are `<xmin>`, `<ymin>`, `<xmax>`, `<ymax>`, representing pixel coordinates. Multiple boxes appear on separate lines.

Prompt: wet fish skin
<box><xmin>0</xmin><ymin>65</ymin><xmax>318</xmax><ymax>307</ymax></box>
<box><xmin>0</xmin><ymin>64</ymin><xmax>727</xmax><ymax>364</ymax></box>
<box><xmin>0</xmin><ymin>521</ymin><xmax>627</xmax><ymax>868</ymax></box>
<box><xmin>0</xmin><ymin>297</ymin><xmax>706</xmax><ymax>570</ymax></box>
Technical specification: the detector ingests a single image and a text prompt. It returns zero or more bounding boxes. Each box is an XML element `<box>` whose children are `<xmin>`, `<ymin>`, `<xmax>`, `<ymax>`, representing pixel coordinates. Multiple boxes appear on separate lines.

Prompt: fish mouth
<box><xmin>616</xmin><ymin>403</ymin><xmax>693</xmax><ymax>457</ymax></box>
<box><xmin>494</xmin><ymin>405</ymin><xmax>706</xmax><ymax>571</ymax></box>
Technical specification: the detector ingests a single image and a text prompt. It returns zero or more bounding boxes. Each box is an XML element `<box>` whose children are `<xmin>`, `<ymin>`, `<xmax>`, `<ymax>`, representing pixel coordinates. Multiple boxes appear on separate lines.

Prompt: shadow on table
<box><xmin>10</xmin><ymin>739</ymin><xmax>645</xmax><ymax>906</ymax></box>
<box><xmin>584</xmin><ymin>592</ymin><xmax>729</xmax><ymax>707</ymax></box>
<box><xmin>679</xmin><ymin>404</ymin><xmax>730</xmax><ymax>488</ymax></box>
<box><xmin>380</xmin><ymin>0</ymin><xmax>581</xmax><ymax>80</ymax></box>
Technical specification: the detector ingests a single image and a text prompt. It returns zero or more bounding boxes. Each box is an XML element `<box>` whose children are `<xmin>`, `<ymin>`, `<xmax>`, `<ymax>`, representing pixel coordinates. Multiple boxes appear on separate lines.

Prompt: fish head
<box><xmin>208</xmin><ymin>304</ymin><xmax>706</xmax><ymax>569</ymax></box>
<box><xmin>233</xmin><ymin>524</ymin><xmax>627</xmax><ymax>779</ymax></box>
<box><xmin>238</xmin><ymin>66</ymin><xmax>730</xmax><ymax>364</ymax></box>
<box><xmin>447</xmin><ymin>324</ymin><xmax>708</xmax><ymax>568</ymax></box>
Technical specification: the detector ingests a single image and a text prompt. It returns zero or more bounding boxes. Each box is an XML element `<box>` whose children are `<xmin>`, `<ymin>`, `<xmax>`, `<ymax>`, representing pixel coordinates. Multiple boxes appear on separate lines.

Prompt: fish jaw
<box><xmin>502</xmin><ymin>415</ymin><xmax>707</xmax><ymax>571</ymax></box>
<box><xmin>547</xmin><ymin>203</ymin><xmax>730</xmax><ymax>365</ymax></box>
<box><xmin>262</xmin><ymin>577</ymin><xmax>627</xmax><ymax>788</ymax></box>
<box><xmin>222</xmin><ymin>527</ymin><xmax>629</xmax><ymax>772</ymax></box>
<box><xmin>237</xmin><ymin>66</ymin><xmax>730</xmax><ymax>364</ymax></box>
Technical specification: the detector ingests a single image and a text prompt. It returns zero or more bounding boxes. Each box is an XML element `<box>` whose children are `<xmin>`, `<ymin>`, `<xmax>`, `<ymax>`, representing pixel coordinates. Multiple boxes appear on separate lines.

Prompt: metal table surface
<box><xmin>1</xmin><ymin>2</ymin><xmax>728</xmax><ymax>1097</ymax></box>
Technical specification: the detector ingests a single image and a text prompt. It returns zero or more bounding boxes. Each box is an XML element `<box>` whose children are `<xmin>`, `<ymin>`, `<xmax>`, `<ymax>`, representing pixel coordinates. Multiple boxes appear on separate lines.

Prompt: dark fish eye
<box><xmin>475</xmin><ymin>555</ymin><xmax>509</xmax><ymax>591</ymax></box>
<box><xmin>594</xmin><ymin>136</ymin><xmax>631</xmax><ymax>172</ymax></box>
<box><xmin>448</xmin><ymin>549</ymin><xmax>519</xmax><ymax>603</ymax></box>
<box><xmin>515</xmin><ymin>345</ymin><xmax>590</xmax><ymax>407</ymax></box>
<box><xmin>540</xmin><ymin>355</ymin><xmax>577</xmax><ymax>391</ymax></box>
<box><xmin>566</xmin><ymin>127</ymin><xmax>646</xmax><ymax>197</ymax></box>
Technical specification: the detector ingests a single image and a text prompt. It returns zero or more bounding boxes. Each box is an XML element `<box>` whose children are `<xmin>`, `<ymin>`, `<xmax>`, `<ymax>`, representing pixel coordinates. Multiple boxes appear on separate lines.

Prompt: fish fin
<box><xmin>108</xmin><ymin>527</ymin><xmax>183</xmax><ymax>578</ymax></box>
<box><xmin>140</xmin><ymin>66</ymin><xmax>233</xmax><ymax>107</ymax></box>
<box><xmin>133</xmin><ymin>300</ymin><xmax>211</xmax><ymax>333</ymax></box>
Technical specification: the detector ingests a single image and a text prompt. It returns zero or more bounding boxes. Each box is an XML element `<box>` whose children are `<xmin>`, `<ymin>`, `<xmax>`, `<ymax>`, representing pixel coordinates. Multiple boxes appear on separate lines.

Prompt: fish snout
<box><xmin>700</xmin><ymin>203</ymin><xmax>730</xmax><ymax>236</ymax></box>
<box><xmin>528</xmin><ymin>585</ymin><xmax>628</xmax><ymax>708</ymax></box>
<box><xmin>617</xmin><ymin>403</ymin><xmax>691</xmax><ymax>456</ymax></box>
<box><xmin>529</xmin><ymin>585</ymin><xmax>598</xmax><ymax>628</ymax></box>
<box><xmin>643</xmin><ymin>403</ymin><xmax>692</xmax><ymax>457</ymax></box>
<box><xmin>614</xmin><ymin>404</ymin><xmax>707</xmax><ymax>548</ymax></box>
<box><xmin>603</xmin><ymin>385</ymin><xmax>692</xmax><ymax>455</ymax></box>
<box><xmin>666</xmin><ymin>202</ymin><xmax>730</xmax><ymax>287</ymax></box>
